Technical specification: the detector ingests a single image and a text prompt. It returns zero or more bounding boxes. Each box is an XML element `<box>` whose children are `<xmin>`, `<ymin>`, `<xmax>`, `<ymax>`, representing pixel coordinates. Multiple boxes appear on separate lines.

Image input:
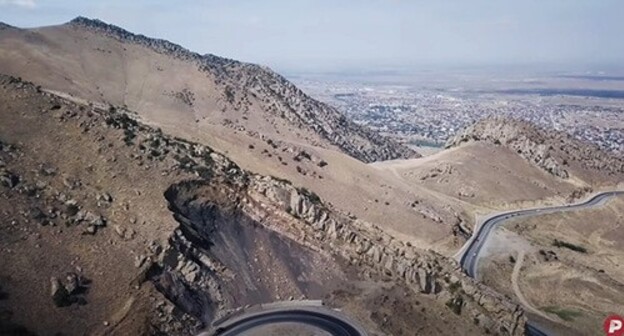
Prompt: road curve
<box><xmin>458</xmin><ymin>190</ymin><xmax>624</xmax><ymax>336</ymax></box>
<box><xmin>459</xmin><ymin>191</ymin><xmax>624</xmax><ymax>278</ymax></box>
<box><xmin>205</xmin><ymin>304</ymin><xmax>367</xmax><ymax>336</ymax></box>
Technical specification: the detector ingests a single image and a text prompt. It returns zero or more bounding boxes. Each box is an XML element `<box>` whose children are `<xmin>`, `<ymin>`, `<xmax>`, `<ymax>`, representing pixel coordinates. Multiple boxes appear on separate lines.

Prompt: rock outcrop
<box><xmin>245</xmin><ymin>176</ymin><xmax>527</xmax><ymax>335</ymax></box>
<box><xmin>90</xmin><ymin>103</ymin><xmax>525</xmax><ymax>334</ymax></box>
<box><xmin>144</xmin><ymin>140</ymin><xmax>526</xmax><ymax>335</ymax></box>
<box><xmin>447</xmin><ymin>116</ymin><xmax>624</xmax><ymax>182</ymax></box>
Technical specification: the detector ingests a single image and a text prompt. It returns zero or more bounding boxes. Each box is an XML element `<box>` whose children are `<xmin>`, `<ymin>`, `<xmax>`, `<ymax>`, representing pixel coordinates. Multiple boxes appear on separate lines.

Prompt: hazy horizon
<box><xmin>1</xmin><ymin>0</ymin><xmax>623</xmax><ymax>74</ymax></box>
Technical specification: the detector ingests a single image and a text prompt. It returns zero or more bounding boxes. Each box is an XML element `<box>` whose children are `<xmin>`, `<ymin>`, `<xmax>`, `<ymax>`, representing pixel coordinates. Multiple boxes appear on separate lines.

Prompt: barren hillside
<box><xmin>0</xmin><ymin>17</ymin><xmax>417</xmax><ymax>164</ymax></box>
<box><xmin>373</xmin><ymin>142</ymin><xmax>579</xmax><ymax>210</ymax></box>
<box><xmin>371</xmin><ymin>116</ymin><xmax>624</xmax><ymax>241</ymax></box>
<box><xmin>447</xmin><ymin>116</ymin><xmax>624</xmax><ymax>186</ymax></box>
<box><xmin>0</xmin><ymin>76</ymin><xmax>525</xmax><ymax>335</ymax></box>
<box><xmin>0</xmin><ymin>17</ymin><xmax>478</xmax><ymax>257</ymax></box>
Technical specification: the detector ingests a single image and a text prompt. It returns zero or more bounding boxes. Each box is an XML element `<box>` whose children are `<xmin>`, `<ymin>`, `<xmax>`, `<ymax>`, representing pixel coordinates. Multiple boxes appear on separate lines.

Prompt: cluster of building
<box><xmin>295</xmin><ymin>78</ymin><xmax>624</xmax><ymax>154</ymax></box>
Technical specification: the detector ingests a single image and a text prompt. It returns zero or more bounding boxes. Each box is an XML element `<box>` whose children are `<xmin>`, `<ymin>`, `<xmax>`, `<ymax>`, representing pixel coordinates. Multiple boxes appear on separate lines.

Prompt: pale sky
<box><xmin>1</xmin><ymin>0</ymin><xmax>623</xmax><ymax>72</ymax></box>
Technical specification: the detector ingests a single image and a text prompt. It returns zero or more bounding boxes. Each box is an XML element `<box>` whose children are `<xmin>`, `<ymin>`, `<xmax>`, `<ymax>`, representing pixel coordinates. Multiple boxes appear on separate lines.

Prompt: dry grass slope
<box><xmin>0</xmin><ymin>17</ymin><xmax>417</xmax><ymax>164</ymax></box>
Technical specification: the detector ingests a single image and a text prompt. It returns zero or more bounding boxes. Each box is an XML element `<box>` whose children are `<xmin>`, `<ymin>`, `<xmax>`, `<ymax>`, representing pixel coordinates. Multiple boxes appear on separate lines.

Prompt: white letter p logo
<box><xmin>610</xmin><ymin>320</ymin><xmax>623</xmax><ymax>333</ymax></box>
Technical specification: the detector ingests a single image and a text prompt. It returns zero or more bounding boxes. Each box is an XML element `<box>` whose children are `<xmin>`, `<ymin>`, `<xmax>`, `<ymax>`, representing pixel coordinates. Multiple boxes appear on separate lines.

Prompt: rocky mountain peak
<box><xmin>0</xmin><ymin>22</ymin><xmax>16</xmax><ymax>30</ymax></box>
<box><xmin>68</xmin><ymin>16</ymin><xmax>225</xmax><ymax>63</ymax></box>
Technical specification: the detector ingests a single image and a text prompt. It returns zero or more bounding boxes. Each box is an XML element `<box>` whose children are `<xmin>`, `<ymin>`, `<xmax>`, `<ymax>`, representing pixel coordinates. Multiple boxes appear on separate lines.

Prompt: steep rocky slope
<box><xmin>0</xmin><ymin>17</ymin><xmax>417</xmax><ymax>164</ymax></box>
<box><xmin>0</xmin><ymin>17</ymin><xmax>472</xmax><ymax>257</ymax></box>
<box><xmin>447</xmin><ymin>117</ymin><xmax>624</xmax><ymax>185</ymax></box>
<box><xmin>0</xmin><ymin>76</ymin><xmax>525</xmax><ymax>335</ymax></box>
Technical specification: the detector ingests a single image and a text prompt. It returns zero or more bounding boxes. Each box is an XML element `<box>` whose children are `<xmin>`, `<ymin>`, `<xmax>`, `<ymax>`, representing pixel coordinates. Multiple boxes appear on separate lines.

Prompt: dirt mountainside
<box><xmin>0</xmin><ymin>76</ymin><xmax>526</xmax><ymax>335</ymax></box>
<box><xmin>0</xmin><ymin>17</ymin><xmax>418</xmax><ymax>164</ymax></box>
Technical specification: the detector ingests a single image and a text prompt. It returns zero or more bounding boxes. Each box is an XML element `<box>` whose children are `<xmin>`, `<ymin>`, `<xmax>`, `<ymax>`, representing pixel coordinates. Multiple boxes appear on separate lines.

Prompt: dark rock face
<box><xmin>151</xmin><ymin>181</ymin><xmax>343</xmax><ymax>324</ymax></box>
<box><xmin>68</xmin><ymin>17</ymin><xmax>419</xmax><ymax>163</ymax></box>
<box><xmin>145</xmin><ymin>170</ymin><xmax>527</xmax><ymax>335</ymax></box>
<box><xmin>0</xmin><ymin>22</ymin><xmax>16</xmax><ymax>30</ymax></box>
<box><xmin>50</xmin><ymin>277</ymin><xmax>71</xmax><ymax>307</ymax></box>
<box><xmin>50</xmin><ymin>273</ymin><xmax>90</xmax><ymax>307</ymax></box>
<box><xmin>0</xmin><ymin>169</ymin><xmax>19</xmax><ymax>188</ymax></box>
<box><xmin>250</xmin><ymin>176</ymin><xmax>526</xmax><ymax>336</ymax></box>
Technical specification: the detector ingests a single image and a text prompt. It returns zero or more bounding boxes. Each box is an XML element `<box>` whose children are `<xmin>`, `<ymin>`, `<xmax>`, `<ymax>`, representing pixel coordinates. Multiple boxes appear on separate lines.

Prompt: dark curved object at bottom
<box><xmin>213</xmin><ymin>309</ymin><xmax>364</xmax><ymax>336</ymax></box>
<box><xmin>526</xmin><ymin>323</ymin><xmax>549</xmax><ymax>336</ymax></box>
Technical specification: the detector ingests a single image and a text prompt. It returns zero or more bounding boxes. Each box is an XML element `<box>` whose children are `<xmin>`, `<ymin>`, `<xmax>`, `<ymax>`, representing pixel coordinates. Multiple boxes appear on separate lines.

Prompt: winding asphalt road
<box><xmin>207</xmin><ymin>303</ymin><xmax>367</xmax><ymax>336</ymax></box>
<box><xmin>458</xmin><ymin>190</ymin><xmax>624</xmax><ymax>336</ymax></box>
<box><xmin>460</xmin><ymin>191</ymin><xmax>624</xmax><ymax>278</ymax></box>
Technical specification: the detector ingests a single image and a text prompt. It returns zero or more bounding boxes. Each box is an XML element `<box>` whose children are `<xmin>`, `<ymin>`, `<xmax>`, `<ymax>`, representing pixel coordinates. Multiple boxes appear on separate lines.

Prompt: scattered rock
<box><xmin>51</xmin><ymin>272</ymin><xmax>90</xmax><ymax>307</ymax></box>
<box><xmin>62</xmin><ymin>176</ymin><xmax>81</xmax><ymax>190</ymax></box>
<box><xmin>149</xmin><ymin>241</ymin><xmax>162</xmax><ymax>255</ymax></box>
<box><xmin>97</xmin><ymin>192</ymin><xmax>113</xmax><ymax>205</ymax></box>
<box><xmin>0</xmin><ymin>170</ymin><xmax>20</xmax><ymax>188</ymax></box>
<box><xmin>114</xmin><ymin>225</ymin><xmax>135</xmax><ymax>240</ymax></box>
<box><xmin>65</xmin><ymin>201</ymin><xmax>80</xmax><ymax>217</ymax></box>
<box><xmin>29</xmin><ymin>207</ymin><xmax>49</xmax><ymax>226</ymax></box>
<box><xmin>445</xmin><ymin>295</ymin><xmax>464</xmax><ymax>315</ymax></box>
<box><xmin>50</xmin><ymin>277</ymin><xmax>70</xmax><ymax>307</ymax></box>
<box><xmin>88</xmin><ymin>213</ymin><xmax>106</xmax><ymax>227</ymax></box>
<box><xmin>538</xmin><ymin>249</ymin><xmax>558</xmax><ymax>262</ymax></box>
<box><xmin>135</xmin><ymin>255</ymin><xmax>147</xmax><ymax>268</ymax></box>
<box><xmin>64</xmin><ymin>273</ymin><xmax>81</xmax><ymax>295</ymax></box>
<box><xmin>83</xmin><ymin>225</ymin><xmax>97</xmax><ymax>235</ymax></box>
<box><xmin>38</xmin><ymin>164</ymin><xmax>57</xmax><ymax>177</ymax></box>
<box><xmin>35</xmin><ymin>180</ymin><xmax>48</xmax><ymax>190</ymax></box>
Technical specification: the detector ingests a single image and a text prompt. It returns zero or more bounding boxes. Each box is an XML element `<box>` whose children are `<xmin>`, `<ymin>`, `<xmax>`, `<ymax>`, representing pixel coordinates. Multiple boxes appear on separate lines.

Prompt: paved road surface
<box><xmin>204</xmin><ymin>303</ymin><xmax>367</xmax><ymax>336</ymax></box>
<box><xmin>460</xmin><ymin>191</ymin><xmax>624</xmax><ymax>278</ymax></box>
<box><xmin>458</xmin><ymin>190</ymin><xmax>624</xmax><ymax>336</ymax></box>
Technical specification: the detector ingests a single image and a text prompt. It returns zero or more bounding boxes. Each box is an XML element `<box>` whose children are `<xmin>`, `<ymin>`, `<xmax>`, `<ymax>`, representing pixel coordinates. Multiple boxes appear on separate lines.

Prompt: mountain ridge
<box><xmin>447</xmin><ymin>116</ymin><xmax>624</xmax><ymax>184</ymax></box>
<box><xmin>57</xmin><ymin>16</ymin><xmax>420</xmax><ymax>163</ymax></box>
<box><xmin>68</xmin><ymin>16</ymin><xmax>236</xmax><ymax>69</ymax></box>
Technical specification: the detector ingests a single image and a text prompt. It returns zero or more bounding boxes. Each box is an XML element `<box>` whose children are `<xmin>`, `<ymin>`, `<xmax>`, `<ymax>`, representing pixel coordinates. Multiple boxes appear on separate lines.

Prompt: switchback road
<box><xmin>458</xmin><ymin>190</ymin><xmax>624</xmax><ymax>336</ymax></box>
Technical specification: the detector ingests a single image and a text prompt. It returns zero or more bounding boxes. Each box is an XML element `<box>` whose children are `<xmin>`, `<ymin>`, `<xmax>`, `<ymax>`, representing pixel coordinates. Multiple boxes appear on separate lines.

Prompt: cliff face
<box><xmin>153</xmin><ymin>148</ymin><xmax>527</xmax><ymax>334</ymax></box>
<box><xmin>447</xmin><ymin>117</ymin><xmax>624</xmax><ymax>184</ymax></box>
<box><xmin>247</xmin><ymin>176</ymin><xmax>527</xmax><ymax>335</ymax></box>
<box><xmin>63</xmin><ymin>17</ymin><xmax>418</xmax><ymax>163</ymax></box>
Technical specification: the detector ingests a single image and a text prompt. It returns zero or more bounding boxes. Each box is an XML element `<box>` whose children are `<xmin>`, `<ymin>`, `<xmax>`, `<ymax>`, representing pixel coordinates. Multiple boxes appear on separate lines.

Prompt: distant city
<box><xmin>291</xmin><ymin>72</ymin><xmax>624</xmax><ymax>155</ymax></box>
